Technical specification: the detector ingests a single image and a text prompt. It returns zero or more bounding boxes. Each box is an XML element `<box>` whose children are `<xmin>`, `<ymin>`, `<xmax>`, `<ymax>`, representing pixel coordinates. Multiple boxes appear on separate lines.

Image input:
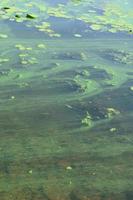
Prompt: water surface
<box><xmin>0</xmin><ymin>0</ymin><xmax>133</xmax><ymax>199</ymax></box>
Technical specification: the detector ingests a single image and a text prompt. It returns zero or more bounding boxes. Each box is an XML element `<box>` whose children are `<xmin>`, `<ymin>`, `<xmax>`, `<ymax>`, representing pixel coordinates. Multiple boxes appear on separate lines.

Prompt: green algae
<box><xmin>0</xmin><ymin>1</ymin><xmax>133</xmax><ymax>199</ymax></box>
<box><xmin>81</xmin><ymin>111</ymin><xmax>93</xmax><ymax>127</ymax></box>
<box><xmin>0</xmin><ymin>0</ymin><xmax>133</xmax><ymax>36</ymax></box>
<box><xmin>0</xmin><ymin>33</ymin><xmax>8</xmax><ymax>38</ymax></box>
<box><xmin>106</xmin><ymin>107</ymin><xmax>120</xmax><ymax>119</ymax></box>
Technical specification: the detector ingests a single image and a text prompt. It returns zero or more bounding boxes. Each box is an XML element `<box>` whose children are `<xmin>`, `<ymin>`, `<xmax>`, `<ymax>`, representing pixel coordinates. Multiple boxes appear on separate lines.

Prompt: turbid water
<box><xmin>0</xmin><ymin>0</ymin><xmax>133</xmax><ymax>199</ymax></box>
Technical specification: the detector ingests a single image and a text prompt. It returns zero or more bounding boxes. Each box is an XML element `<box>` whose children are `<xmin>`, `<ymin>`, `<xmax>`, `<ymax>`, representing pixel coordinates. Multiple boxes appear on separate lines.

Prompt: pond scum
<box><xmin>0</xmin><ymin>0</ymin><xmax>133</xmax><ymax>199</ymax></box>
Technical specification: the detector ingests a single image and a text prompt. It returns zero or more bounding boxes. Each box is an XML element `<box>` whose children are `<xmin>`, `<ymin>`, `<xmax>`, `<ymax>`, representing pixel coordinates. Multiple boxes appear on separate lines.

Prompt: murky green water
<box><xmin>0</xmin><ymin>0</ymin><xmax>133</xmax><ymax>199</ymax></box>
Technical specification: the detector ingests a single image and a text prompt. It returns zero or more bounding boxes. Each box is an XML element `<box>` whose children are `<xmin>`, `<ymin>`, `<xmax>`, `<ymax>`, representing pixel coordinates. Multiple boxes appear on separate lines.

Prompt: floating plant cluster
<box><xmin>0</xmin><ymin>0</ymin><xmax>133</xmax><ymax>38</ymax></box>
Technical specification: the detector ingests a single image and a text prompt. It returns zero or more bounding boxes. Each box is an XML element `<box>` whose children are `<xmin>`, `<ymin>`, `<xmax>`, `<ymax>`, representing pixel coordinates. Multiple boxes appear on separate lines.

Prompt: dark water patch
<box><xmin>99</xmin><ymin>49</ymin><xmax>133</xmax><ymax>65</ymax></box>
<box><xmin>69</xmin><ymin>191</ymin><xmax>81</xmax><ymax>200</ymax></box>
<box><xmin>6</xmin><ymin>21</ymin><xmax>49</xmax><ymax>39</ymax></box>
<box><xmin>125</xmin><ymin>191</ymin><xmax>133</xmax><ymax>200</ymax></box>
<box><xmin>87</xmin><ymin>79</ymin><xmax>133</xmax><ymax>113</ymax></box>
<box><xmin>77</xmin><ymin>66</ymin><xmax>113</xmax><ymax>84</ymax></box>
<box><xmin>70</xmin><ymin>100</ymin><xmax>107</xmax><ymax>122</ymax></box>
<box><xmin>15</xmin><ymin>79</ymin><xmax>80</xmax><ymax>96</ymax></box>
<box><xmin>89</xmin><ymin>68</ymin><xmax>112</xmax><ymax>80</ymax></box>
<box><xmin>55</xmin><ymin>69</ymin><xmax>78</xmax><ymax>78</ymax></box>
<box><xmin>47</xmin><ymin>0</ymin><xmax>68</xmax><ymax>6</ymax></box>
<box><xmin>48</xmin><ymin>16</ymin><xmax>89</xmax><ymax>37</ymax></box>
<box><xmin>67</xmin><ymin>79</ymin><xmax>133</xmax><ymax>129</ymax></box>
<box><xmin>0</xmin><ymin>69</ymin><xmax>11</xmax><ymax>76</ymax></box>
<box><xmin>54</xmin><ymin>65</ymin><xmax>95</xmax><ymax>79</ymax></box>
<box><xmin>126</xmin><ymin>72</ymin><xmax>133</xmax><ymax>76</ymax></box>
<box><xmin>52</xmin><ymin>51</ymin><xmax>86</xmax><ymax>61</ymax></box>
<box><xmin>71</xmin><ymin>65</ymin><xmax>112</xmax><ymax>82</ymax></box>
<box><xmin>0</xmin><ymin>155</ymin><xmax>13</xmax><ymax>175</ymax></box>
<box><xmin>40</xmin><ymin>62</ymin><xmax>60</xmax><ymax>71</ymax></box>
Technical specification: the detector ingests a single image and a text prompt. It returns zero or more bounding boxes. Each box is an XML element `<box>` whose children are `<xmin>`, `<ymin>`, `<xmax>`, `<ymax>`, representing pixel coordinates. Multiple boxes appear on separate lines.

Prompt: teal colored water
<box><xmin>0</xmin><ymin>0</ymin><xmax>133</xmax><ymax>199</ymax></box>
